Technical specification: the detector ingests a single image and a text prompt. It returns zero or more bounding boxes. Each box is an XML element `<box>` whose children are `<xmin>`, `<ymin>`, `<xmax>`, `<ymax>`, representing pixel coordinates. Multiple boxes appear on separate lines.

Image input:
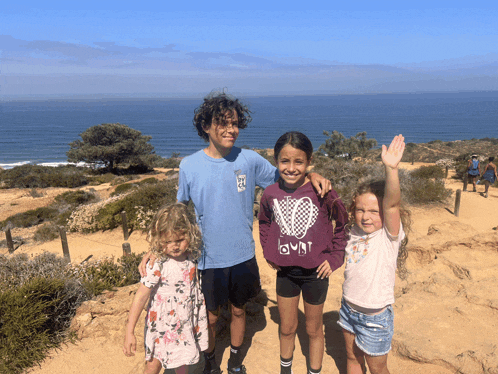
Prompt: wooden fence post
<box><xmin>454</xmin><ymin>189</ymin><xmax>462</xmax><ymax>217</ymax></box>
<box><xmin>5</xmin><ymin>228</ymin><xmax>14</xmax><ymax>253</ymax></box>
<box><xmin>122</xmin><ymin>242</ymin><xmax>131</xmax><ymax>256</ymax></box>
<box><xmin>445</xmin><ymin>166</ymin><xmax>449</xmax><ymax>179</ymax></box>
<box><xmin>121</xmin><ymin>211</ymin><xmax>129</xmax><ymax>241</ymax></box>
<box><xmin>59</xmin><ymin>226</ymin><xmax>71</xmax><ymax>263</ymax></box>
<box><xmin>463</xmin><ymin>174</ymin><xmax>468</xmax><ymax>192</ymax></box>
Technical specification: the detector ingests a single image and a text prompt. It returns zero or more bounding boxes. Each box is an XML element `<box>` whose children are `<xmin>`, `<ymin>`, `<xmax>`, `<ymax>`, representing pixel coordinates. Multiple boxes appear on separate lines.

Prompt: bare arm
<box><xmin>381</xmin><ymin>135</ymin><xmax>405</xmax><ymax>236</ymax></box>
<box><xmin>307</xmin><ymin>172</ymin><xmax>332</xmax><ymax>198</ymax></box>
<box><xmin>123</xmin><ymin>284</ymin><xmax>151</xmax><ymax>356</ymax></box>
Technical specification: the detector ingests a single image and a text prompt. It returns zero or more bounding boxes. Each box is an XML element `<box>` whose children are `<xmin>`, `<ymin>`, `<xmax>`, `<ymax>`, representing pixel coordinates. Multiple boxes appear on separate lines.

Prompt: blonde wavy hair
<box><xmin>348</xmin><ymin>180</ymin><xmax>411</xmax><ymax>280</ymax></box>
<box><xmin>147</xmin><ymin>203</ymin><xmax>202</xmax><ymax>261</ymax></box>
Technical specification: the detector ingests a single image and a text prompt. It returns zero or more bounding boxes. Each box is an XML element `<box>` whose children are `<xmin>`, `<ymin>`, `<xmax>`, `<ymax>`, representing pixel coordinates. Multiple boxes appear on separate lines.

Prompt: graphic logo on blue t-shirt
<box><xmin>234</xmin><ymin>169</ymin><xmax>247</xmax><ymax>192</ymax></box>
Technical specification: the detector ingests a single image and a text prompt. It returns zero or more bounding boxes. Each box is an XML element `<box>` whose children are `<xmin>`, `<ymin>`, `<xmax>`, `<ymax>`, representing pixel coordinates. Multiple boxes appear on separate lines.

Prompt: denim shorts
<box><xmin>337</xmin><ymin>299</ymin><xmax>394</xmax><ymax>356</ymax></box>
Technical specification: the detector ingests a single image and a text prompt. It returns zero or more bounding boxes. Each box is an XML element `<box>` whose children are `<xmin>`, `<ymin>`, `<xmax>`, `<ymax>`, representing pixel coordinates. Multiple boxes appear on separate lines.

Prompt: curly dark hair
<box><xmin>193</xmin><ymin>92</ymin><xmax>252</xmax><ymax>142</ymax></box>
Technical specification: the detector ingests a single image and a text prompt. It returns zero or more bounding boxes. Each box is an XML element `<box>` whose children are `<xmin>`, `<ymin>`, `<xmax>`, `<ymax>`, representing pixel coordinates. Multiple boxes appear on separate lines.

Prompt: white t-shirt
<box><xmin>342</xmin><ymin>224</ymin><xmax>405</xmax><ymax>309</ymax></box>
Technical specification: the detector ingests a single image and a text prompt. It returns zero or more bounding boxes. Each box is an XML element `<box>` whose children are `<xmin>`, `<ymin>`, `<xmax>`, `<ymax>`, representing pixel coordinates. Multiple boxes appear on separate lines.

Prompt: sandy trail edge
<box><xmin>1</xmin><ymin>162</ymin><xmax>495</xmax><ymax>374</ymax></box>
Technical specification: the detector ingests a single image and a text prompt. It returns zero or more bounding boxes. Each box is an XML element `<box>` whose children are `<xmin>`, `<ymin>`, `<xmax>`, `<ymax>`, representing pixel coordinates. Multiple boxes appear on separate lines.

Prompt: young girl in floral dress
<box><xmin>123</xmin><ymin>203</ymin><xmax>208</xmax><ymax>374</ymax></box>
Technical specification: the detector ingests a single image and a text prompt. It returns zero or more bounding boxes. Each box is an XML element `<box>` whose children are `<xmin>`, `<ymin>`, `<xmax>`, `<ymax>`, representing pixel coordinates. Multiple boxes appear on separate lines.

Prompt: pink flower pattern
<box><xmin>141</xmin><ymin>258</ymin><xmax>208</xmax><ymax>369</ymax></box>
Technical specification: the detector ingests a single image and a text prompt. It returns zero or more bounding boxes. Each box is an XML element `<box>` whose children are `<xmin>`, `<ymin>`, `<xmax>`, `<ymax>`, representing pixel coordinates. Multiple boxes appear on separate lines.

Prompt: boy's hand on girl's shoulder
<box><xmin>138</xmin><ymin>252</ymin><xmax>158</xmax><ymax>277</ymax></box>
<box><xmin>317</xmin><ymin>260</ymin><xmax>332</xmax><ymax>279</ymax></box>
<box><xmin>308</xmin><ymin>172</ymin><xmax>332</xmax><ymax>198</ymax></box>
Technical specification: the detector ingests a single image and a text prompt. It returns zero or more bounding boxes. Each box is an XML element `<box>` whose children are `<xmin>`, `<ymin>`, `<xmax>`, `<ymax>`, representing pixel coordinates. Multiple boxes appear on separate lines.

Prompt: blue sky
<box><xmin>1</xmin><ymin>1</ymin><xmax>498</xmax><ymax>97</ymax></box>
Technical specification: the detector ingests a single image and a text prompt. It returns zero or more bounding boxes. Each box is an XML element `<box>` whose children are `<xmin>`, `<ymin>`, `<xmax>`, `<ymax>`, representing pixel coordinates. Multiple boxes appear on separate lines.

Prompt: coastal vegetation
<box><xmin>66</xmin><ymin>123</ymin><xmax>155</xmax><ymax>172</ymax></box>
<box><xmin>0</xmin><ymin>135</ymin><xmax>497</xmax><ymax>373</ymax></box>
<box><xmin>0</xmin><ymin>252</ymin><xmax>144</xmax><ymax>374</ymax></box>
<box><xmin>318</xmin><ymin>130</ymin><xmax>377</xmax><ymax>159</ymax></box>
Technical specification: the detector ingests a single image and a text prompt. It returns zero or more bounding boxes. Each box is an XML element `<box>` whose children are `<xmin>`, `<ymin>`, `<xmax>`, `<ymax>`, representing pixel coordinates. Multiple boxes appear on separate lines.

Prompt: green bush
<box><xmin>404</xmin><ymin>178</ymin><xmax>452</xmax><ymax>204</ymax></box>
<box><xmin>0</xmin><ymin>164</ymin><xmax>88</xmax><ymax>188</ymax></box>
<box><xmin>139</xmin><ymin>177</ymin><xmax>158</xmax><ymax>185</ymax></box>
<box><xmin>0</xmin><ymin>277</ymin><xmax>68</xmax><ymax>374</ymax></box>
<box><xmin>87</xmin><ymin>172</ymin><xmax>117</xmax><ymax>185</ymax></box>
<box><xmin>0</xmin><ymin>251</ymin><xmax>144</xmax><ymax>373</ymax></box>
<box><xmin>33</xmin><ymin>224</ymin><xmax>60</xmax><ymax>242</ymax></box>
<box><xmin>74</xmin><ymin>253</ymin><xmax>144</xmax><ymax>295</ymax></box>
<box><xmin>410</xmin><ymin>165</ymin><xmax>445</xmax><ymax>179</ymax></box>
<box><xmin>147</xmin><ymin>153</ymin><xmax>182</xmax><ymax>168</ymax></box>
<box><xmin>95</xmin><ymin>180</ymin><xmax>177</xmax><ymax>231</ymax></box>
<box><xmin>0</xmin><ymin>207</ymin><xmax>58</xmax><ymax>230</ymax></box>
<box><xmin>312</xmin><ymin>158</ymin><xmax>451</xmax><ymax>206</ymax></box>
<box><xmin>111</xmin><ymin>183</ymin><xmax>137</xmax><ymax>197</ymax></box>
<box><xmin>54</xmin><ymin>190</ymin><xmax>97</xmax><ymax>207</ymax></box>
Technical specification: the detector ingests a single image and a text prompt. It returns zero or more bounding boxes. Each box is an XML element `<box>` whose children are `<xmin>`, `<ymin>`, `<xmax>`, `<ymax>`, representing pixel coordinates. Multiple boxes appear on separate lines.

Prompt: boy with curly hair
<box><xmin>141</xmin><ymin>92</ymin><xmax>331</xmax><ymax>374</ymax></box>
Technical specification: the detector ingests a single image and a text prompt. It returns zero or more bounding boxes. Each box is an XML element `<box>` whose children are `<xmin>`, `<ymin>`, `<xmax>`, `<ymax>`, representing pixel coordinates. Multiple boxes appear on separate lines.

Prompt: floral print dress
<box><xmin>141</xmin><ymin>257</ymin><xmax>208</xmax><ymax>369</ymax></box>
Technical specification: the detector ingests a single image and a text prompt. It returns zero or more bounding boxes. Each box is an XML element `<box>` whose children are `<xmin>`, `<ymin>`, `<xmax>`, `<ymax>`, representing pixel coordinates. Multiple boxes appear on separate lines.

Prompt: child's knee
<box><xmin>230</xmin><ymin>304</ymin><xmax>246</xmax><ymax>318</ymax></box>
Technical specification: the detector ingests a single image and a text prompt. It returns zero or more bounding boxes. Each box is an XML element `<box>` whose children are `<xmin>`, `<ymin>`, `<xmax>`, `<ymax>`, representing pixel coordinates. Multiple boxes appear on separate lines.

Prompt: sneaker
<box><xmin>227</xmin><ymin>365</ymin><xmax>247</xmax><ymax>374</ymax></box>
<box><xmin>203</xmin><ymin>369</ymin><xmax>223</xmax><ymax>374</ymax></box>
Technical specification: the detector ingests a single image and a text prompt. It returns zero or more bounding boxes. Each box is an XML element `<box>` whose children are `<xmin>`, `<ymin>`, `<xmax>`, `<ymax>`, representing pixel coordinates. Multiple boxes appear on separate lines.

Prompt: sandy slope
<box><xmin>2</xmin><ymin>163</ymin><xmax>497</xmax><ymax>374</ymax></box>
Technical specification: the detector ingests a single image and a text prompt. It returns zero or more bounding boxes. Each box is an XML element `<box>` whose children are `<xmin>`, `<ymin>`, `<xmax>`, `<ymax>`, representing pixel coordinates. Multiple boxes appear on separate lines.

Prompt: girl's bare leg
<box><xmin>144</xmin><ymin>358</ymin><xmax>163</xmax><ymax>374</ymax></box>
<box><xmin>365</xmin><ymin>353</ymin><xmax>390</xmax><ymax>374</ymax></box>
<box><xmin>342</xmin><ymin>329</ymin><xmax>366</xmax><ymax>374</ymax></box>
<box><xmin>277</xmin><ymin>295</ymin><xmax>300</xmax><ymax>359</ymax></box>
<box><xmin>303</xmin><ymin>301</ymin><xmax>325</xmax><ymax>371</ymax></box>
<box><xmin>175</xmin><ymin>365</ymin><xmax>188</xmax><ymax>374</ymax></box>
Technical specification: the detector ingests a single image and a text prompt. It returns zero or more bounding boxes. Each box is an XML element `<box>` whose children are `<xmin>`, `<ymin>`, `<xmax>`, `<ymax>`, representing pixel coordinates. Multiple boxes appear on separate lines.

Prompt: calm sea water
<box><xmin>1</xmin><ymin>92</ymin><xmax>497</xmax><ymax>169</ymax></box>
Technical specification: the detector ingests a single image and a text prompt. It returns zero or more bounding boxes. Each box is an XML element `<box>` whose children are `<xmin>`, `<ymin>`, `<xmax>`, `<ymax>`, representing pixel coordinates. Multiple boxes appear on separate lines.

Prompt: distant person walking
<box><xmin>481</xmin><ymin>157</ymin><xmax>497</xmax><ymax>198</ymax></box>
<box><xmin>465</xmin><ymin>154</ymin><xmax>481</xmax><ymax>192</ymax></box>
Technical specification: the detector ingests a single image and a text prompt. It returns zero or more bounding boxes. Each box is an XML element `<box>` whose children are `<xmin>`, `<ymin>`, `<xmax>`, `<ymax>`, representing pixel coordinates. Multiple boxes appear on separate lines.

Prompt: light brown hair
<box><xmin>147</xmin><ymin>203</ymin><xmax>202</xmax><ymax>261</ymax></box>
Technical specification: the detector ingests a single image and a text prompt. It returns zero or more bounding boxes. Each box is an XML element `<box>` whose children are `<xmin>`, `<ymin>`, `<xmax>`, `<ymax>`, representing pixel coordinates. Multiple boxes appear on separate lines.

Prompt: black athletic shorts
<box><xmin>276</xmin><ymin>266</ymin><xmax>329</xmax><ymax>305</ymax></box>
<box><xmin>200</xmin><ymin>256</ymin><xmax>261</xmax><ymax>311</ymax></box>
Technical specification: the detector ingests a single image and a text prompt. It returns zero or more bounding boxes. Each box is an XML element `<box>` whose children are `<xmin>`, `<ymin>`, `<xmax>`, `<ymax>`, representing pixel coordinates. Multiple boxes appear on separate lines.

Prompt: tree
<box><xmin>67</xmin><ymin>123</ymin><xmax>155</xmax><ymax>171</ymax></box>
<box><xmin>318</xmin><ymin>130</ymin><xmax>377</xmax><ymax>159</ymax></box>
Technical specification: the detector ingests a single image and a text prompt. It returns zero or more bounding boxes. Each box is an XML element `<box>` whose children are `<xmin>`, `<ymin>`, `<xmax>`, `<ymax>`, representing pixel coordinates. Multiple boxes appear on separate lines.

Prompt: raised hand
<box><xmin>381</xmin><ymin>134</ymin><xmax>405</xmax><ymax>170</ymax></box>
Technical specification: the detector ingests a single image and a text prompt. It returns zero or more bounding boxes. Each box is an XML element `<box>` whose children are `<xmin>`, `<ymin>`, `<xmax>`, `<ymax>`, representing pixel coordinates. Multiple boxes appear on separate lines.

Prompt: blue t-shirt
<box><xmin>177</xmin><ymin>147</ymin><xmax>278</xmax><ymax>270</ymax></box>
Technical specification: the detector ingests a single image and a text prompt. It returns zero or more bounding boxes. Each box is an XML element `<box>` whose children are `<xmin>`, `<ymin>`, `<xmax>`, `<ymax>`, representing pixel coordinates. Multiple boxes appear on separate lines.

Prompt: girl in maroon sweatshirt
<box><xmin>259</xmin><ymin>131</ymin><xmax>348</xmax><ymax>374</ymax></box>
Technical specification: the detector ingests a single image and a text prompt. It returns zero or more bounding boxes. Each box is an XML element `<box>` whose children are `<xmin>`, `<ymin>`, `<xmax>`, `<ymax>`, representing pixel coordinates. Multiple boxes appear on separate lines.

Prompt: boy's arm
<box><xmin>325</xmin><ymin>191</ymin><xmax>348</xmax><ymax>272</ymax></box>
<box><xmin>258</xmin><ymin>193</ymin><xmax>272</xmax><ymax>252</ymax></box>
<box><xmin>307</xmin><ymin>172</ymin><xmax>332</xmax><ymax>198</ymax></box>
<box><xmin>123</xmin><ymin>284</ymin><xmax>151</xmax><ymax>356</ymax></box>
<box><xmin>381</xmin><ymin>135</ymin><xmax>405</xmax><ymax>237</ymax></box>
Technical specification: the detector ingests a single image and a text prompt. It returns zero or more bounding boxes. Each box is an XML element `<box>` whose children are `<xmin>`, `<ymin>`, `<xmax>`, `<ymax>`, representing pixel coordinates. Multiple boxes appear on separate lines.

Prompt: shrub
<box><xmin>0</xmin><ymin>277</ymin><xmax>69</xmax><ymax>374</ymax></box>
<box><xmin>0</xmin><ymin>251</ymin><xmax>144</xmax><ymax>373</ymax></box>
<box><xmin>111</xmin><ymin>183</ymin><xmax>137</xmax><ymax>197</ymax></box>
<box><xmin>54</xmin><ymin>190</ymin><xmax>97</xmax><ymax>207</ymax></box>
<box><xmin>0</xmin><ymin>207</ymin><xmax>58</xmax><ymax>230</ymax></box>
<box><xmin>410</xmin><ymin>165</ymin><xmax>445</xmax><ymax>179</ymax></box>
<box><xmin>94</xmin><ymin>180</ymin><xmax>178</xmax><ymax>232</ymax></box>
<box><xmin>312</xmin><ymin>158</ymin><xmax>451</xmax><ymax>206</ymax></box>
<box><xmin>0</xmin><ymin>164</ymin><xmax>88</xmax><ymax>188</ymax></box>
<box><xmin>70</xmin><ymin>253</ymin><xmax>144</xmax><ymax>295</ymax></box>
<box><xmin>147</xmin><ymin>153</ymin><xmax>182</xmax><ymax>169</ymax></box>
<box><xmin>33</xmin><ymin>224</ymin><xmax>60</xmax><ymax>242</ymax></box>
<box><xmin>404</xmin><ymin>178</ymin><xmax>452</xmax><ymax>204</ymax></box>
<box><xmin>87</xmin><ymin>172</ymin><xmax>117</xmax><ymax>185</ymax></box>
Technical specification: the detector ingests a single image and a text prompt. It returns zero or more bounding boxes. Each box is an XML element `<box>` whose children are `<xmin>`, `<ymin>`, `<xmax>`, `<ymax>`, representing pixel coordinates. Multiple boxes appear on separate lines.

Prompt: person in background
<box><xmin>480</xmin><ymin>157</ymin><xmax>497</xmax><ymax>198</ymax></box>
<box><xmin>465</xmin><ymin>154</ymin><xmax>481</xmax><ymax>192</ymax></box>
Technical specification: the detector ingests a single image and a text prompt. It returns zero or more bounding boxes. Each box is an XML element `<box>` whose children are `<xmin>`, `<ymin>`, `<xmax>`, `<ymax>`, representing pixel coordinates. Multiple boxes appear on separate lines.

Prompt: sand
<box><xmin>1</xmin><ymin>162</ymin><xmax>496</xmax><ymax>374</ymax></box>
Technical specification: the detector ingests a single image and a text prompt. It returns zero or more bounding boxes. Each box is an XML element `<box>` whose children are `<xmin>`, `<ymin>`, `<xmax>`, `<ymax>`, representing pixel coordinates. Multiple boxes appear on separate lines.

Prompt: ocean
<box><xmin>1</xmin><ymin>91</ymin><xmax>497</xmax><ymax>169</ymax></box>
